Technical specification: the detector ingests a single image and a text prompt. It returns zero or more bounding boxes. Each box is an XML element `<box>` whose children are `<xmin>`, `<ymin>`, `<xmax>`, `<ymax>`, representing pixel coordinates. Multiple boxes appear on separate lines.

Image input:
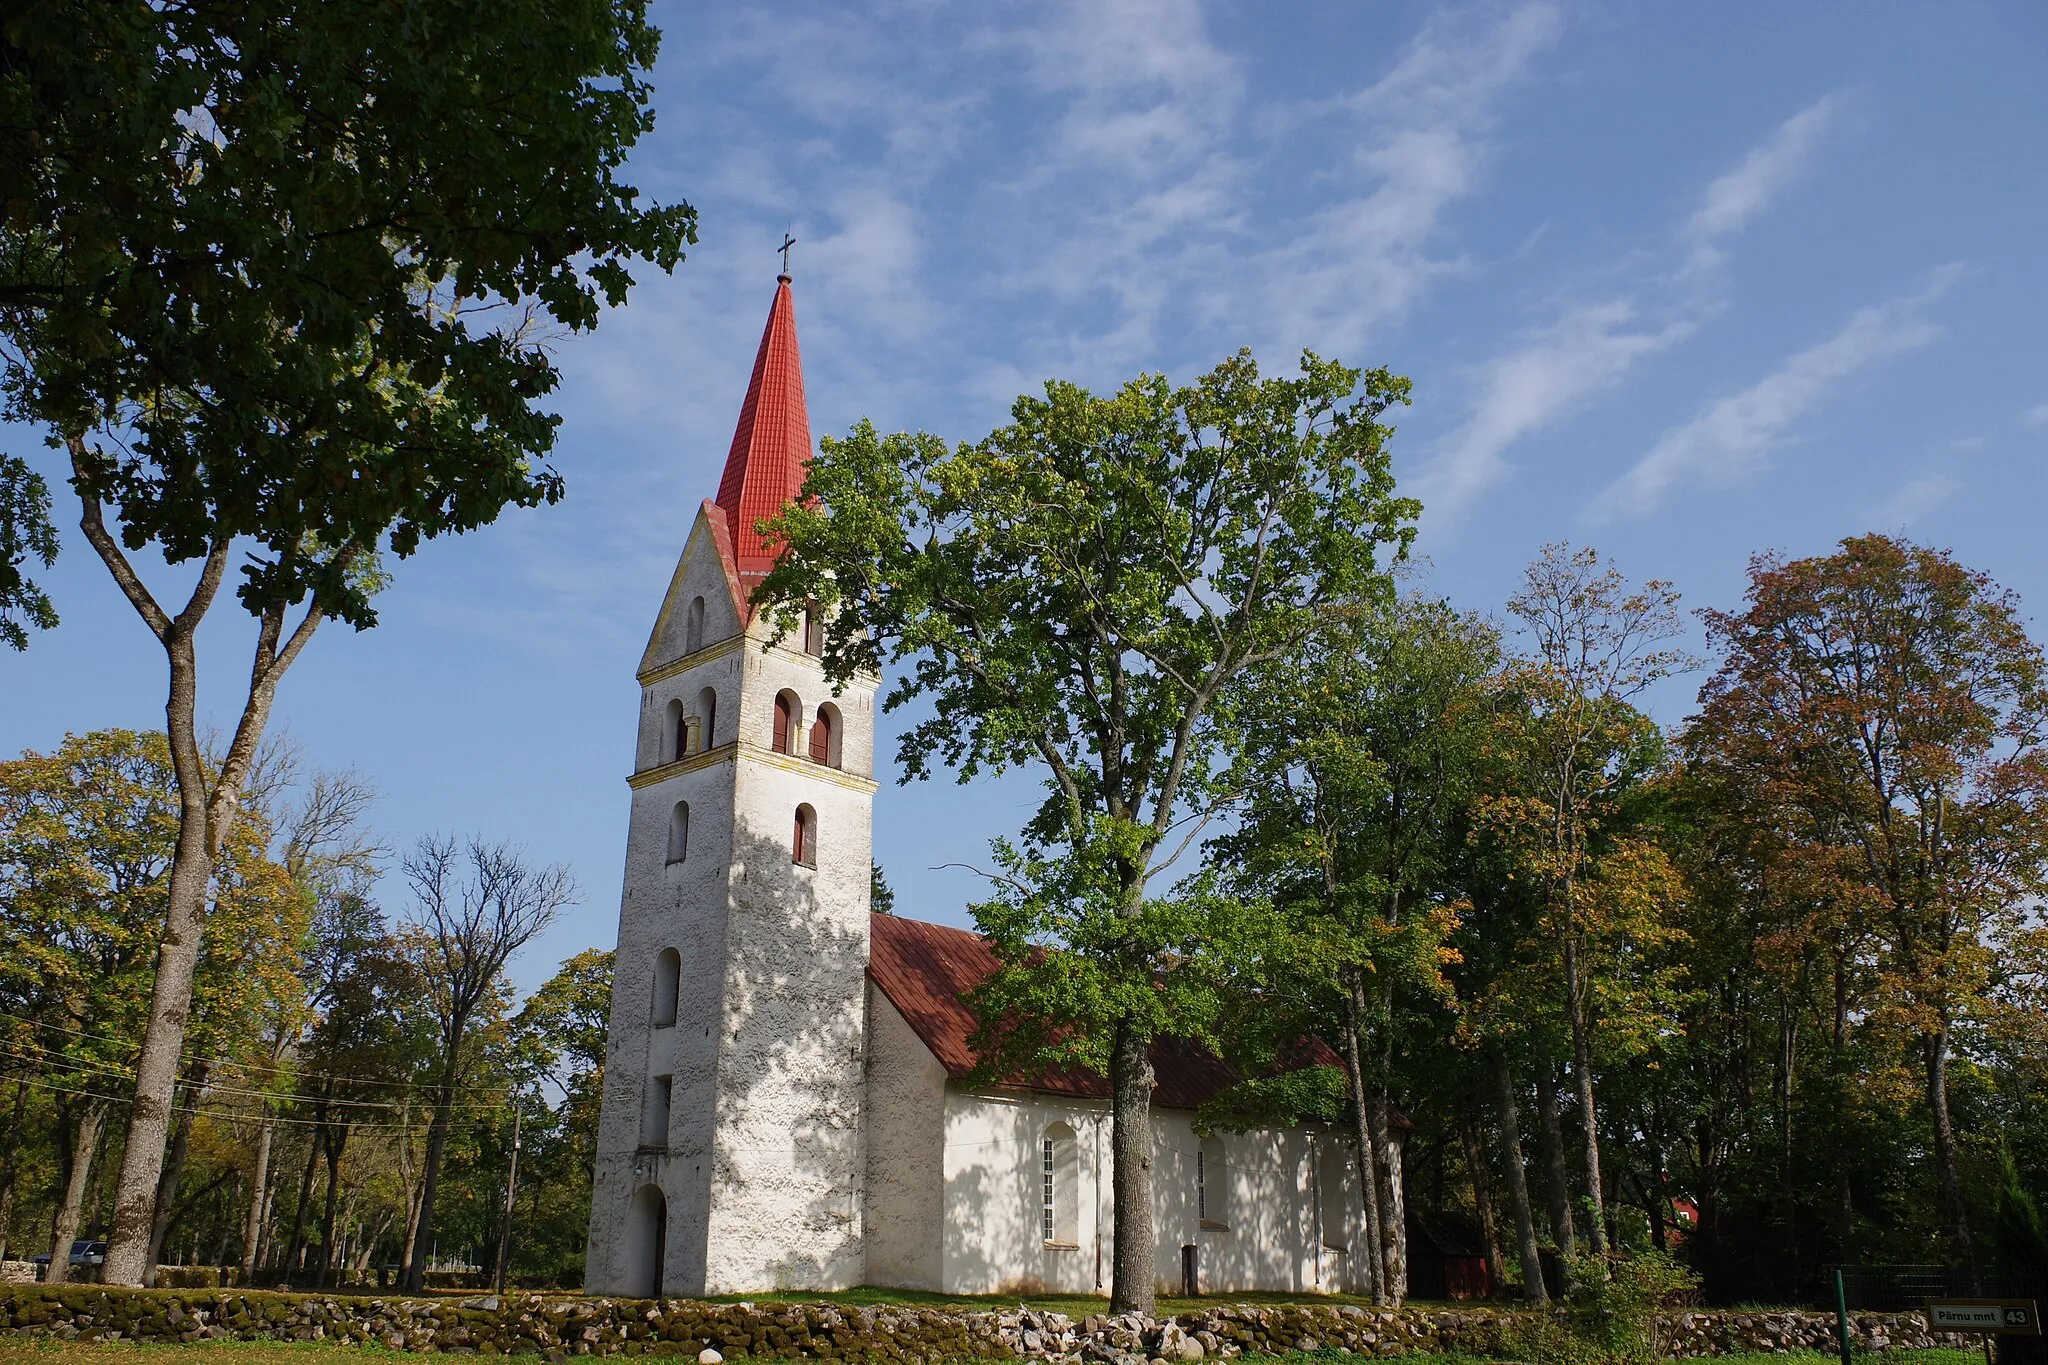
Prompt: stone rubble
<box><xmin>0</xmin><ymin>1285</ymin><xmax>1975</xmax><ymax>1360</ymax></box>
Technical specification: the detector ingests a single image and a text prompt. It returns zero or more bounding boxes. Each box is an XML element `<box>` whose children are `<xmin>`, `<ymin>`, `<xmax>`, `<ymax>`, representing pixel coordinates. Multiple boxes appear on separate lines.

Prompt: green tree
<box><xmin>1216</xmin><ymin>594</ymin><xmax>1496</xmax><ymax>1302</ymax></box>
<box><xmin>0</xmin><ymin>454</ymin><xmax>57</xmax><ymax>649</ymax></box>
<box><xmin>509</xmin><ymin>948</ymin><xmax>613</xmax><ymax>1282</ymax></box>
<box><xmin>0</xmin><ymin>0</ymin><xmax>693</xmax><ymax>1284</ymax></box>
<box><xmin>759</xmin><ymin>349</ymin><xmax>1418</xmax><ymax>1312</ymax></box>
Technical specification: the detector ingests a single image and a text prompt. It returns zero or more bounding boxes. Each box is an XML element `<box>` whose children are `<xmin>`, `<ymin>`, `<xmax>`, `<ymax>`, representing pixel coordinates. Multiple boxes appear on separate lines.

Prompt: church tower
<box><xmin>587</xmin><ymin>275</ymin><xmax>878</xmax><ymax>1297</ymax></box>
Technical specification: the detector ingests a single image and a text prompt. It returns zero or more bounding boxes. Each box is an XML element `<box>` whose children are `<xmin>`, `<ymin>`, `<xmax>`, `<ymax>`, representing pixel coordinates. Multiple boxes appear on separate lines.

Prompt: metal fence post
<box><xmin>1836</xmin><ymin>1268</ymin><xmax>1854</xmax><ymax>1365</ymax></box>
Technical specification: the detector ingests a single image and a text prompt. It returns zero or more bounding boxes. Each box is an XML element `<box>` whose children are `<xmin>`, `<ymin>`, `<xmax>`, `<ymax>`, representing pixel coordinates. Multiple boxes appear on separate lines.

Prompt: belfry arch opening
<box><xmin>773</xmin><ymin>690</ymin><xmax>801</xmax><ymax>754</ymax></box>
<box><xmin>664</xmin><ymin>699</ymin><xmax>685</xmax><ymax>763</ymax></box>
<box><xmin>696</xmin><ymin>686</ymin><xmax>718</xmax><ymax>751</ymax></box>
<box><xmin>809</xmin><ymin>702</ymin><xmax>841</xmax><ymax>768</ymax></box>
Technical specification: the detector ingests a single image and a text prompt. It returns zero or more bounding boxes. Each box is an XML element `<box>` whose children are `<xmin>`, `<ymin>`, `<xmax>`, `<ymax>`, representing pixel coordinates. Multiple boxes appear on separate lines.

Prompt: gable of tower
<box><xmin>640</xmin><ymin>499</ymin><xmax>747</xmax><ymax>676</ymax></box>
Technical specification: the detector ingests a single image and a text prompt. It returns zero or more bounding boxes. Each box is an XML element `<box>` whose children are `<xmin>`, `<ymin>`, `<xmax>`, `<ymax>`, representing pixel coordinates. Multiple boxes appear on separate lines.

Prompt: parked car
<box><xmin>29</xmin><ymin>1240</ymin><xmax>106</xmax><ymax>1271</ymax></box>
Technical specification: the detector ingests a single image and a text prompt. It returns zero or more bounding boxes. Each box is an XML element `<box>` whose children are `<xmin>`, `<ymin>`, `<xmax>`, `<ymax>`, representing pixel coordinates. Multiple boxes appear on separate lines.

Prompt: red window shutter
<box><xmin>773</xmin><ymin>696</ymin><xmax>792</xmax><ymax>752</ymax></box>
<box><xmin>792</xmin><ymin>809</ymin><xmax>806</xmax><ymax>864</ymax></box>
<box><xmin>809</xmin><ymin>717</ymin><xmax>829</xmax><ymax>763</ymax></box>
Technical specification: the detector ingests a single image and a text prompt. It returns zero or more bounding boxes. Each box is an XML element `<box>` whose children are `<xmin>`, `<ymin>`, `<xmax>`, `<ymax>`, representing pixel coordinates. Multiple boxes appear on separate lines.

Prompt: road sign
<box><xmin>1927</xmin><ymin>1300</ymin><xmax>2041</xmax><ymax>1335</ymax></box>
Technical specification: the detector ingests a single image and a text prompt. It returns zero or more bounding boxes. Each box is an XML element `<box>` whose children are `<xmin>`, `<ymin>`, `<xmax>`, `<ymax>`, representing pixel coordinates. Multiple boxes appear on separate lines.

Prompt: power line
<box><xmin>0</xmin><ymin>1006</ymin><xmax>521</xmax><ymax>1097</ymax></box>
<box><xmin>11</xmin><ymin>1073</ymin><xmax>510</xmax><ymax>1135</ymax></box>
<box><xmin>0</xmin><ymin>1040</ymin><xmax>513</xmax><ymax>1117</ymax></box>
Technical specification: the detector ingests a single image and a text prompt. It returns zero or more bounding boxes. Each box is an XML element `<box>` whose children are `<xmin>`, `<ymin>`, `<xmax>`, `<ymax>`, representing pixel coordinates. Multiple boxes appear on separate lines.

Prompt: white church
<box><xmin>585</xmin><ymin>275</ymin><xmax>1382</xmax><ymax>1301</ymax></box>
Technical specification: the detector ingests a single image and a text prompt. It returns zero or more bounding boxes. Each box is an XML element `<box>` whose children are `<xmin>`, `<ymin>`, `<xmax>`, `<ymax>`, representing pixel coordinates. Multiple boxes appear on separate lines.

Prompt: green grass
<box><xmin>0</xmin><ymin>1344</ymin><xmax>402</xmax><ymax>1364</ymax></box>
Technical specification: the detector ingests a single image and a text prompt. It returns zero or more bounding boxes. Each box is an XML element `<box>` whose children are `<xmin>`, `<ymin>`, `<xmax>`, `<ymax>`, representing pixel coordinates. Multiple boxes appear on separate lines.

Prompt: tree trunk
<box><xmin>100</xmin><ymin>620</ymin><xmax>222</xmax><ymax>1287</ymax></box>
<box><xmin>46</xmin><ymin>1103</ymin><xmax>108</xmax><ymax>1285</ymax></box>
<box><xmin>284</xmin><ymin>1129</ymin><xmax>321</xmax><ymax>1277</ymax></box>
<box><xmin>86</xmin><ymin>510</ymin><xmax>328</xmax><ymax>1289</ymax></box>
<box><xmin>317</xmin><ymin>1124</ymin><xmax>349</xmax><ymax>1288</ymax></box>
<box><xmin>1460</xmin><ymin>1118</ymin><xmax>1508</xmax><ymax>1300</ymax></box>
<box><xmin>1922</xmin><ymin>1026</ymin><xmax>1976</xmax><ymax>1284</ymax></box>
<box><xmin>1489</xmin><ymin>1043</ymin><xmax>1547</xmax><ymax>1306</ymax></box>
<box><xmin>397</xmin><ymin>1121</ymin><xmax>424</xmax><ymax>1274</ymax></box>
<box><xmin>1108</xmin><ymin>1016</ymin><xmax>1157</xmax><ymax>1315</ymax></box>
<box><xmin>1534</xmin><ymin>1057</ymin><xmax>1578</xmax><ymax>1260</ymax></box>
<box><xmin>212</xmin><ymin>1172</ymin><xmax>241</xmax><ymax>1269</ymax></box>
<box><xmin>0</xmin><ymin>1074</ymin><xmax>30</xmax><ymax>1263</ymax></box>
<box><xmin>1369</xmin><ymin>1091</ymin><xmax>1407</xmax><ymax>1305</ymax></box>
<box><xmin>144</xmin><ymin>1061</ymin><xmax>210</xmax><ymax>1285</ymax></box>
<box><xmin>1562</xmin><ymin>936</ymin><xmax>1610</xmax><ymax>1259</ymax></box>
<box><xmin>405</xmin><ymin>1044</ymin><xmax>465</xmax><ymax>1293</ymax></box>
<box><xmin>240</xmin><ymin>1121</ymin><xmax>275</xmax><ymax>1282</ymax></box>
<box><xmin>1341</xmin><ymin>986</ymin><xmax>1385</xmax><ymax>1303</ymax></box>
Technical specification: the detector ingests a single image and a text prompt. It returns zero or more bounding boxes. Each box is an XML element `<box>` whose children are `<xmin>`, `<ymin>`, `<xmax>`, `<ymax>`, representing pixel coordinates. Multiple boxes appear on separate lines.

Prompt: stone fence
<box><xmin>0</xmin><ymin>1285</ymin><xmax>1975</xmax><ymax>1361</ymax></box>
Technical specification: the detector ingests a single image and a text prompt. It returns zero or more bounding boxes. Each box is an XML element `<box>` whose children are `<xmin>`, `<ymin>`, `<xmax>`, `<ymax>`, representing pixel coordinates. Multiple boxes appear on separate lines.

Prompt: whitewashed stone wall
<box><xmin>589</xmin><ymin>505</ymin><xmax>878</xmax><ymax>1297</ymax></box>
<box><xmin>862</xmin><ymin>1005</ymin><xmax>1372</xmax><ymax>1298</ymax></box>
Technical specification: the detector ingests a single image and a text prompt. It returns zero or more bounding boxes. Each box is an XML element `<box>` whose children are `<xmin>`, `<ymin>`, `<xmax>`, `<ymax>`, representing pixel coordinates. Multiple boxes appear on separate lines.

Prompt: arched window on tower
<box><xmin>667</xmin><ymin>802</ymin><xmax>689</xmax><ymax>864</ymax></box>
<box><xmin>793</xmin><ymin>804</ymin><xmax>817</xmax><ymax>868</ymax></box>
<box><xmin>808</xmin><ymin>703</ymin><xmax>840</xmax><ymax>767</ymax></box>
<box><xmin>664</xmin><ymin>699</ymin><xmax>685</xmax><ymax>764</ymax></box>
<box><xmin>650</xmin><ymin>948</ymin><xmax>680</xmax><ymax>1028</ymax></box>
<box><xmin>802</xmin><ymin>604</ymin><xmax>825</xmax><ymax>656</ymax></box>
<box><xmin>773</xmin><ymin>691</ymin><xmax>800</xmax><ymax>754</ymax></box>
<box><xmin>685</xmin><ymin>595</ymin><xmax>706</xmax><ymax>655</ymax></box>
<box><xmin>696</xmin><ymin>687</ymin><xmax>718</xmax><ymax>750</ymax></box>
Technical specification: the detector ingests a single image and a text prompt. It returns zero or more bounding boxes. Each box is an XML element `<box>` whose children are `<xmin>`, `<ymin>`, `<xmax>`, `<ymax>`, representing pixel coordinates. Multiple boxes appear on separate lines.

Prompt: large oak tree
<box><xmin>759</xmin><ymin>349</ymin><xmax>1418</xmax><ymax>1312</ymax></box>
<box><xmin>0</xmin><ymin>0</ymin><xmax>692</xmax><ymax>1283</ymax></box>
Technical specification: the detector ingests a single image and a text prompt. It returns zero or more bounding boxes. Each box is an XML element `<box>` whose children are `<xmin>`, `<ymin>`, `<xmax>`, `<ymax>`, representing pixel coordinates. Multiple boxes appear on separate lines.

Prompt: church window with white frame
<box><xmin>1041</xmin><ymin>1122</ymin><xmax>1077</xmax><ymax>1244</ymax></box>
<box><xmin>1042</xmin><ymin>1139</ymin><xmax>1056</xmax><ymax>1241</ymax></box>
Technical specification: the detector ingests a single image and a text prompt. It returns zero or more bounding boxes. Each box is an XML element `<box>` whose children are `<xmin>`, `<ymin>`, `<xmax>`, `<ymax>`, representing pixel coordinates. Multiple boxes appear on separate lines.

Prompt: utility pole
<box><xmin>493</xmin><ymin>1101</ymin><xmax>522</xmax><ymax>1294</ymax></box>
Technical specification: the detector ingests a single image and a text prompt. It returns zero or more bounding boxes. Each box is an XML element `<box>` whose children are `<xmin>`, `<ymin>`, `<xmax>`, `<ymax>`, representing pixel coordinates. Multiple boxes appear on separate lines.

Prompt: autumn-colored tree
<box><xmin>0</xmin><ymin>730</ymin><xmax>303</xmax><ymax>1279</ymax></box>
<box><xmin>1487</xmin><ymin>545</ymin><xmax>1695</xmax><ymax>1261</ymax></box>
<box><xmin>1688</xmin><ymin>534</ymin><xmax>2048</xmax><ymax>1273</ymax></box>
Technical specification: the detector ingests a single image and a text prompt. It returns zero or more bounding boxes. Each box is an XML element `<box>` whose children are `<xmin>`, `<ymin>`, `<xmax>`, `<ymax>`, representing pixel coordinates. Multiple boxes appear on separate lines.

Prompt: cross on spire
<box><xmin>778</xmin><ymin>231</ymin><xmax>796</xmax><ymax>278</ymax></box>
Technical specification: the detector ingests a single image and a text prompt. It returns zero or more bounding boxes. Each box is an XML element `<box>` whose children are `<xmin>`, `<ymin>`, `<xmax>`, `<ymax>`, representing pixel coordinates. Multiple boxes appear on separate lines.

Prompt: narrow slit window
<box><xmin>667</xmin><ymin>802</ymin><xmax>690</xmax><ymax>864</ymax></box>
<box><xmin>793</xmin><ymin>804</ymin><xmax>817</xmax><ymax>868</ymax></box>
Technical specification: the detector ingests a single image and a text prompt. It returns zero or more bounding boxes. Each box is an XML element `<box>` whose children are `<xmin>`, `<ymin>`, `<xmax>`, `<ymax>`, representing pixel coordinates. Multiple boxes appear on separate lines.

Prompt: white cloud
<box><xmin>1688</xmin><ymin>95</ymin><xmax>1845</xmax><ymax>249</ymax></box>
<box><xmin>1865</xmin><ymin>474</ymin><xmax>1959</xmax><ymax>528</ymax></box>
<box><xmin>1411</xmin><ymin>90</ymin><xmax>1859</xmax><ymax>524</ymax></box>
<box><xmin>1411</xmin><ymin>301</ymin><xmax>1691</xmax><ymax>518</ymax></box>
<box><xmin>2026</xmin><ymin>403</ymin><xmax>2048</xmax><ymax>427</ymax></box>
<box><xmin>1591</xmin><ymin>267</ymin><xmax>1960</xmax><ymax>521</ymax></box>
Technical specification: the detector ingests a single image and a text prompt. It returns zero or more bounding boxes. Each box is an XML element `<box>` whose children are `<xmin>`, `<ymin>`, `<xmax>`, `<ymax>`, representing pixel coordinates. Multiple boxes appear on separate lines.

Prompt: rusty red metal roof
<box><xmin>867</xmin><ymin>913</ymin><xmax>1332</xmax><ymax>1111</ymax></box>
<box><xmin>714</xmin><ymin>275</ymin><xmax>812</xmax><ymax>611</ymax></box>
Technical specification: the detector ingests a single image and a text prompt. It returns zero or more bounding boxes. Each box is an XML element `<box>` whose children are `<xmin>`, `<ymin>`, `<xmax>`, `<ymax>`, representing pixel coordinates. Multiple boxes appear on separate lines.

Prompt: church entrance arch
<box><xmin>624</xmin><ymin>1183</ymin><xmax>667</xmax><ymax>1298</ymax></box>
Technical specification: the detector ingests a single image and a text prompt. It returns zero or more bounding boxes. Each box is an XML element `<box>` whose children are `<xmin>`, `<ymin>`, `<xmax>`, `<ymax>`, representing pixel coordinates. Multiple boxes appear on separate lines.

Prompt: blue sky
<box><xmin>6</xmin><ymin>0</ymin><xmax>2047</xmax><ymax>993</ymax></box>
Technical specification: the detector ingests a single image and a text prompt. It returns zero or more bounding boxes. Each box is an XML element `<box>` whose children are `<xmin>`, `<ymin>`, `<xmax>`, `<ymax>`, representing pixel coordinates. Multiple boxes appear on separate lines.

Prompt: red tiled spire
<box><xmin>714</xmin><ymin>274</ymin><xmax>813</xmax><ymax>608</ymax></box>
